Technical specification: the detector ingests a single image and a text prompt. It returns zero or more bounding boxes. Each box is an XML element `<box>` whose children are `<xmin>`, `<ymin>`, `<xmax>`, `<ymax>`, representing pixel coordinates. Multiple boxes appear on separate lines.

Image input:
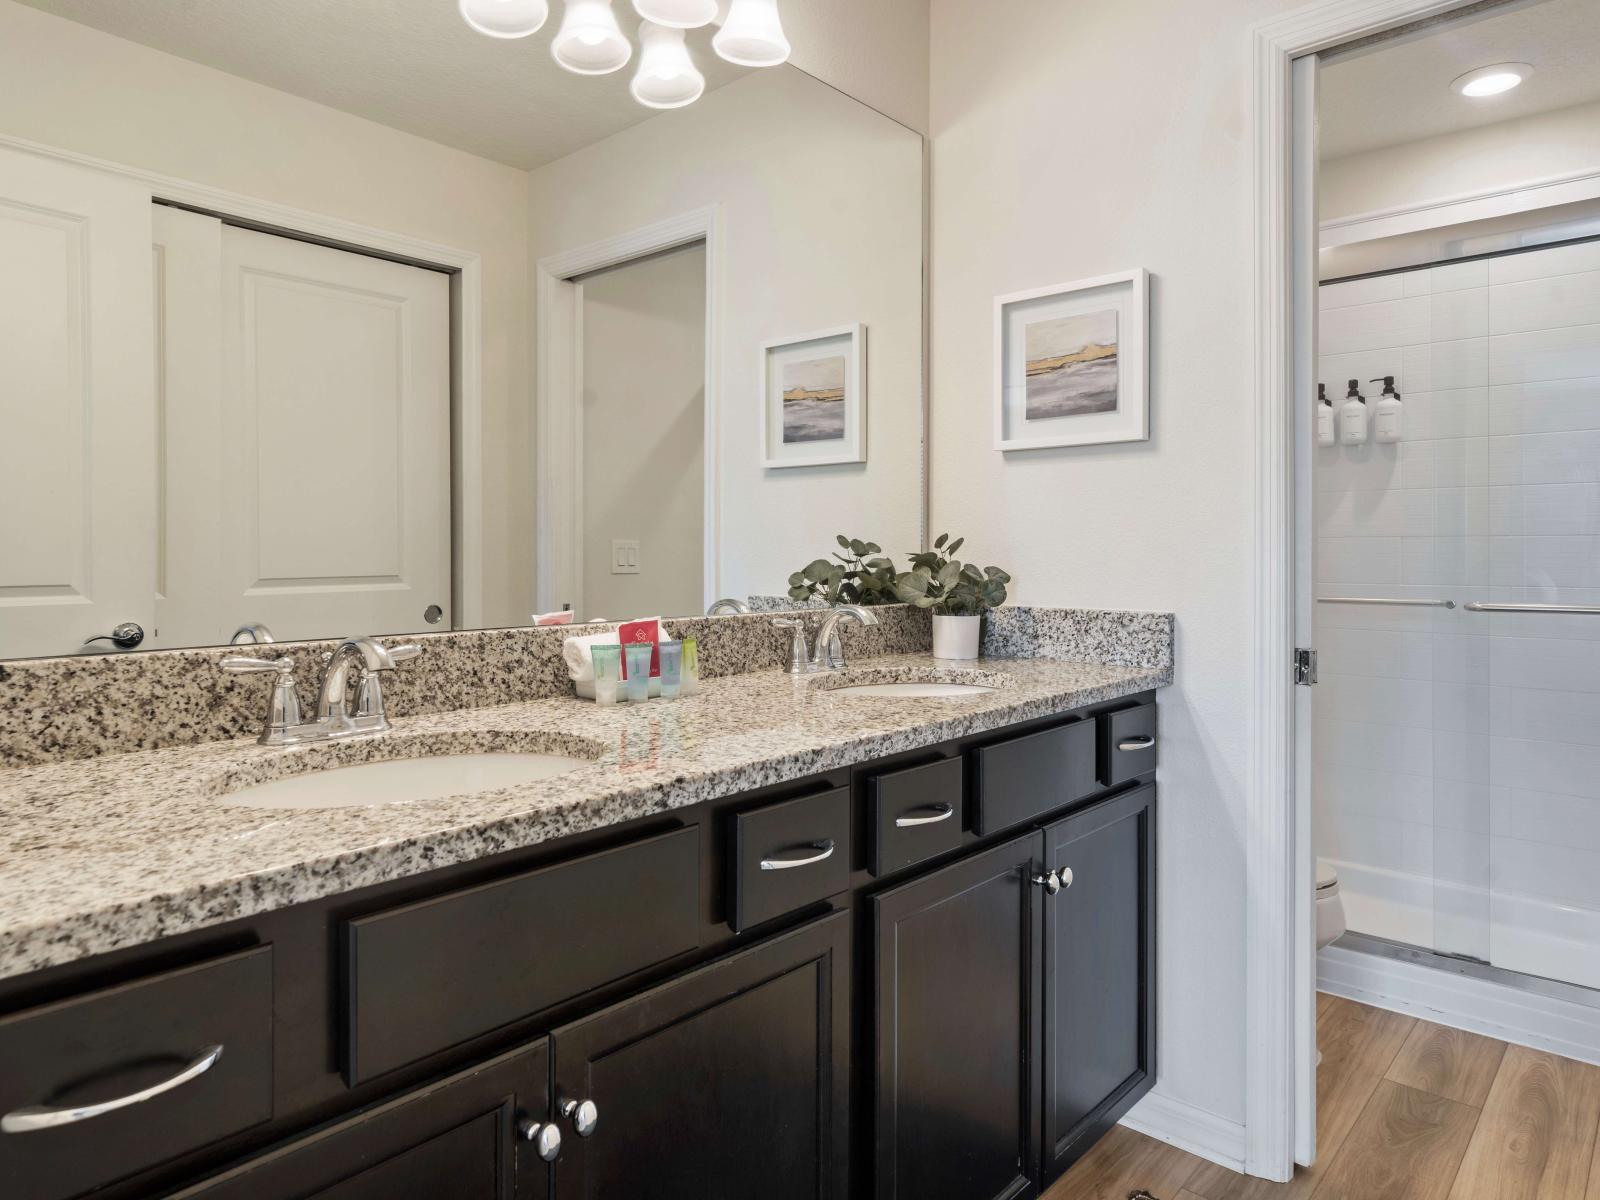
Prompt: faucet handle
<box><xmin>354</xmin><ymin>645</ymin><xmax>418</xmax><ymax>723</ymax></box>
<box><xmin>386</xmin><ymin>643</ymin><xmax>422</xmax><ymax>664</ymax></box>
<box><xmin>771</xmin><ymin>619</ymin><xmax>810</xmax><ymax>675</ymax></box>
<box><xmin>221</xmin><ymin>656</ymin><xmax>304</xmax><ymax>744</ymax></box>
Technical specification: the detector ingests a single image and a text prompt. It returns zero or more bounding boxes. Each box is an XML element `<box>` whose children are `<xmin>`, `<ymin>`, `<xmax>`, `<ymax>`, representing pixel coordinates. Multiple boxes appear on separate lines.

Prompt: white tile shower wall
<box><xmin>1317</xmin><ymin>240</ymin><xmax>1600</xmax><ymax>988</ymax></box>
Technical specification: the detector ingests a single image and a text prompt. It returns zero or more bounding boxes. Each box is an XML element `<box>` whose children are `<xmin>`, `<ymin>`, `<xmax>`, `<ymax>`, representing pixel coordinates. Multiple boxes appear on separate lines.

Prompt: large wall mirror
<box><xmin>0</xmin><ymin>0</ymin><xmax>925</xmax><ymax>659</ymax></box>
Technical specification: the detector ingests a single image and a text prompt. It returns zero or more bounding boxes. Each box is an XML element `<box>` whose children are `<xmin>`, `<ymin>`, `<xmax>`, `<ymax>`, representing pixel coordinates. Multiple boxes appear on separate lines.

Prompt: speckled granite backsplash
<box><xmin>0</xmin><ymin>607</ymin><xmax>932</xmax><ymax>768</ymax></box>
<box><xmin>0</xmin><ymin>605</ymin><xmax>1173</xmax><ymax>768</ymax></box>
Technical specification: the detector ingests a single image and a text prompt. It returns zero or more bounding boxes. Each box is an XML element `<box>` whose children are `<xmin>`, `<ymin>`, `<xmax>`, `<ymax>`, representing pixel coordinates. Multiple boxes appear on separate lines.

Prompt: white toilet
<box><xmin>1316</xmin><ymin>859</ymin><xmax>1346</xmax><ymax>951</ymax></box>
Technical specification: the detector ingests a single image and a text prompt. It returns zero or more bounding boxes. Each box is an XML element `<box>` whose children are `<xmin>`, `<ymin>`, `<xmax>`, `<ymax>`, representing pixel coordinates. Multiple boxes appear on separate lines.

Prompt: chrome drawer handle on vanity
<box><xmin>1</xmin><ymin>1044</ymin><xmax>223</xmax><ymax>1133</ymax></box>
<box><xmin>894</xmin><ymin>804</ymin><xmax>955</xmax><ymax>828</ymax></box>
<box><xmin>1118</xmin><ymin>735</ymin><xmax>1156</xmax><ymax>752</ymax></box>
<box><xmin>759</xmin><ymin>839</ymin><xmax>836</xmax><ymax>871</ymax></box>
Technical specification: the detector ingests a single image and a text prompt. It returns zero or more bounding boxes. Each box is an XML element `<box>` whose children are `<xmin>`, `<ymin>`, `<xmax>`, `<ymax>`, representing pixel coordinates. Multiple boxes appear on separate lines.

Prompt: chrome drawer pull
<box><xmin>759</xmin><ymin>839</ymin><xmax>835</xmax><ymax>871</ymax></box>
<box><xmin>2</xmin><ymin>1044</ymin><xmax>223</xmax><ymax>1133</ymax></box>
<box><xmin>1118</xmin><ymin>735</ymin><xmax>1155</xmax><ymax>752</ymax></box>
<box><xmin>895</xmin><ymin>804</ymin><xmax>955</xmax><ymax>828</ymax></box>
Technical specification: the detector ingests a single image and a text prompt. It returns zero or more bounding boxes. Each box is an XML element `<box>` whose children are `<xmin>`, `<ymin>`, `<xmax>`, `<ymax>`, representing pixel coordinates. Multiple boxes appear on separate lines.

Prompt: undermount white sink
<box><xmin>221</xmin><ymin>752</ymin><xmax>592</xmax><ymax>810</ymax></box>
<box><xmin>830</xmin><ymin>681</ymin><xmax>997</xmax><ymax>698</ymax></box>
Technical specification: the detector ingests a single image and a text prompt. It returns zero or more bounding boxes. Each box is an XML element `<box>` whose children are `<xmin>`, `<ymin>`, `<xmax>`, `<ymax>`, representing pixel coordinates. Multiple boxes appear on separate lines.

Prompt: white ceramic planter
<box><xmin>931</xmin><ymin>614</ymin><xmax>981</xmax><ymax>660</ymax></box>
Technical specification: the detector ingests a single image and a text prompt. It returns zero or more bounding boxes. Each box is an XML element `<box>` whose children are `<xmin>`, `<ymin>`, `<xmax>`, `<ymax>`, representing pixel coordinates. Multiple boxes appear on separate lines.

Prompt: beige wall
<box><xmin>0</xmin><ymin>0</ymin><xmax>534</xmax><ymax>628</ymax></box>
<box><xmin>785</xmin><ymin>0</ymin><xmax>931</xmax><ymax>133</ymax></box>
<box><xmin>580</xmin><ymin>244</ymin><xmax>707</xmax><ymax>621</ymax></box>
<box><xmin>927</xmin><ymin>0</ymin><xmax>1303</xmax><ymax>1130</ymax></box>
<box><xmin>1321</xmin><ymin>97</ymin><xmax>1600</xmax><ymax>222</ymax></box>
<box><xmin>529</xmin><ymin>66</ymin><xmax>924</xmax><ymax>606</ymax></box>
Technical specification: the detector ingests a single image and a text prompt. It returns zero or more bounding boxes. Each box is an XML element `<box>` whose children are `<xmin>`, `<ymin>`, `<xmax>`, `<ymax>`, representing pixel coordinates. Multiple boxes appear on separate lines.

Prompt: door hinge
<box><xmin>1294</xmin><ymin>647</ymin><xmax>1318</xmax><ymax>686</ymax></box>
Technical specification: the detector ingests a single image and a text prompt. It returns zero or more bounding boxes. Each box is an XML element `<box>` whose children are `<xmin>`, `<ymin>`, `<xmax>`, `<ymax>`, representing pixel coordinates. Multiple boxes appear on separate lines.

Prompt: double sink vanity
<box><xmin>0</xmin><ymin>607</ymin><xmax>1170</xmax><ymax>1200</ymax></box>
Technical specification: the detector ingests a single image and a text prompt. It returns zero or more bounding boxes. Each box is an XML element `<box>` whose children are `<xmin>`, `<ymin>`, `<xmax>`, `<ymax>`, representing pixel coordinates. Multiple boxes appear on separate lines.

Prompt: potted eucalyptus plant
<box><xmin>893</xmin><ymin>534</ymin><xmax>1011</xmax><ymax>659</ymax></box>
<box><xmin>786</xmin><ymin>536</ymin><xmax>901</xmax><ymax>606</ymax></box>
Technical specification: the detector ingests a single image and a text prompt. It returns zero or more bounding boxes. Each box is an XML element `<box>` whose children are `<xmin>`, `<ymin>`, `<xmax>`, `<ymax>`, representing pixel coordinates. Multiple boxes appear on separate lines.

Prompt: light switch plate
<box><xmin>611</xmin><ymin>539</ymin><xmax>640</xmax><ymax>575</ymax></box>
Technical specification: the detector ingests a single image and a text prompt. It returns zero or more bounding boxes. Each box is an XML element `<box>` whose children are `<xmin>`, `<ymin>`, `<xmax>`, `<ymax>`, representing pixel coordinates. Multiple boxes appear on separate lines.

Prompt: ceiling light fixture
<box><xmin>459</xmin><ymin>0</ymin><xmax>550</xmax><ymax>38</ymax></box>
<box><xmin>712</xmin><ymin>0</ymin><xmax>790</xmax><ymax>67</ymax></box>
<box><xmin>1450</xmin><ymin>62</ymin><xmax>1532</xmax><ymax>98</ymax></box>
<box><xmin>632</xmin><ymin>0</ymin><xmax>718</xmax><ymax>29</ymax></box>
<box><xmin>552</xmin><ymin>0</ymin><xmax>632</xmax><ymax>74</ymax></box>
<box><xmin>631</xmin><ymin>22</ymin><xmax>705</xmax><ymax>108</ymax></box>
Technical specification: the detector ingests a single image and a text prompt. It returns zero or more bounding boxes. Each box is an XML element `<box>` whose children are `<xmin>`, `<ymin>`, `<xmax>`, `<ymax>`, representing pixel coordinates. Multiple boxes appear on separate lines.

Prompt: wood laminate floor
<box><xmin>1044</xmin><ymin>995</ymin><xmax>1600</xmax><ymax>1200</ymax></box>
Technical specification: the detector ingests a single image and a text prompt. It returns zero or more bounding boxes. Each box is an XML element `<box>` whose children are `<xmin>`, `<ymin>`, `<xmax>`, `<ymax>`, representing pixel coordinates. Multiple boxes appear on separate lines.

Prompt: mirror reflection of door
<box><xmin>154</xmin><ymin>207</ymin><xmax>451</xmax><ymax>648</ymax></box>
<box><xmin>576</xmin><ymin>243</ymin><xmax>707</xmax><ymax>624</ymax></box>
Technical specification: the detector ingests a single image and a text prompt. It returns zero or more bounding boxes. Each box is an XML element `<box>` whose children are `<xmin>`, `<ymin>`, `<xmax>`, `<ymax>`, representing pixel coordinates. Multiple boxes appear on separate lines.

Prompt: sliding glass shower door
<box><xmin>1314</xmin><ymin>235</ymin><xmax>1600</xmax><ymax>992</ymax></box>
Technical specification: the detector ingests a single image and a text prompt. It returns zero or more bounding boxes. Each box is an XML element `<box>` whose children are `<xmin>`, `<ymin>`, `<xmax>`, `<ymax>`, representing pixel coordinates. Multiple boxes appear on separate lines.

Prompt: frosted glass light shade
<box><xmin>631</xmin><ymin>23</ymin><xmax>705</xmax><ymax>108</ymax></box>
<box><xmin>552</xmin><ymin>0</ymin><xmax>632</xmax><ymax>74</ymax></box>
<box><xmin>459</xmin><ymin>0</ymin><xmax>549</xmax><ymax>38</ymax></box>
<box><xmin>712</xmin><ymin>0</ymin><xmax>789</xmax><ymax>67</ymax></box>
<box><xmin>632</xmin><ymin>0</ymin><xmax>717</xmax><ymax>29</ymax></box>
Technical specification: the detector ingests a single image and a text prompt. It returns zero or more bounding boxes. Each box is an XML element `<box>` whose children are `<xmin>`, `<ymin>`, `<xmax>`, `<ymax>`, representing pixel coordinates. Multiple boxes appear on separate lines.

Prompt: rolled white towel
<box><xmin>533</xmin><ymin>610</ymin><xmax>575</xmax><ymax>626</ymax></box>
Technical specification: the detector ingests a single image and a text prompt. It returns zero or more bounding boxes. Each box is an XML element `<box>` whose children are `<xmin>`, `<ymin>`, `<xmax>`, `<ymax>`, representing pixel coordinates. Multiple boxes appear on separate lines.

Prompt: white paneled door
<box><xmin>157</xmin><ymin>208</ymin><xmax>451</xmax><ymax>645</ymax></box>
<box><xmin>0</xmin><ymin>149</ymin><xmax>155</xmax><ymax>659</ymax></box>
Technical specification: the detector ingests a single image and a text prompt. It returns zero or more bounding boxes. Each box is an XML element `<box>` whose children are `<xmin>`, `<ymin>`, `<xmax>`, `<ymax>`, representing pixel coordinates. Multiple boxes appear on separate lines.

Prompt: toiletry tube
<box><xmin>624</xmin><ymin>643</ymin><xmax>652</xmax><ymax>703</ymax></box>
<box><xmin>563</xmin><ymin>629</ymin><xmax>623</xmax><ymax>699</ymax></box>
<box><xmin>592</xmin><ymin>644</ymin><xmax>622</xmax><ymax>706</ymax></box>
<box><xmin>659</xmin><ymin>641</ymin><xmax>683</xmax><ymax>700</ymax></box>
<box><xmin>681</xmin><ymin>638</ymin><xmax>700</xmax><ymax>696</ymax></box>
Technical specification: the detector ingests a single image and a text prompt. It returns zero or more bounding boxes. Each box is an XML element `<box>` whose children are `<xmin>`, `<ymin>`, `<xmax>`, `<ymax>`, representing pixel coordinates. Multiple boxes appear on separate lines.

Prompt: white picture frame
<box><xmin>994</xmin><ymin>268</ymin><xmax>1148</xmax><ymax>451</ymax></box>
<box><xmin>760</xmin><ymin>324</ymin><xmax>866</xmax><ymax>468</ymax></box>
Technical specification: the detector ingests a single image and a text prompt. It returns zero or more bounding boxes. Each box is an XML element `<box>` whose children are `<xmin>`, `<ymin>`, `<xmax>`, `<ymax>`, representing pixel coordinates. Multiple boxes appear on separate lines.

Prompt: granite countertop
<box><xmin>0</xmin><ymin>653</ymin><xmax>1169</xmax><ymax>981</ymax></box>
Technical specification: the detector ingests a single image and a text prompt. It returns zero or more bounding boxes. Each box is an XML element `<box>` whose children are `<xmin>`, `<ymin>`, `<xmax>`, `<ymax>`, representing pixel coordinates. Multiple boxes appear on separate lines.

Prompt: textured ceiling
<box><xmin>1320</xmin><ymin>0</ymin><xmax>1600</xmax><ymax>159</ymax></box>
<box><xmin>16</xmin><ymin>0</ymin><xmax>753</xmax><ymax>169</ymax></box>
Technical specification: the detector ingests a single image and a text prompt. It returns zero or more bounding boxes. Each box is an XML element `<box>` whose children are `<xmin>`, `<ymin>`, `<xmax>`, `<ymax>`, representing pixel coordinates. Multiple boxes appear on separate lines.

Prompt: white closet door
<box><xmin>215</xmin><ymin>225</ymin><xmax>451</xmax><ymax>641</ymax></box>
<box><xmin>0</xmin><ymin>149</ymin><xmax>155</xmax><ymax>659</ymax></box>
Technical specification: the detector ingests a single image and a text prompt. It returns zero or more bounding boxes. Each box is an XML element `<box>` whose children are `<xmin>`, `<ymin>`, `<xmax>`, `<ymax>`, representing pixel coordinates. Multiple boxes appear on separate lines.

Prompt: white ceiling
<box><xmin>16</xmin><ymin>0</ymin><xmax>753</xmax><ymax>170</ymax></box>
<box><xmin>1319</xmin><ymin>0</ymin><xmax>1600</xmax><ymax>160</ymax></box>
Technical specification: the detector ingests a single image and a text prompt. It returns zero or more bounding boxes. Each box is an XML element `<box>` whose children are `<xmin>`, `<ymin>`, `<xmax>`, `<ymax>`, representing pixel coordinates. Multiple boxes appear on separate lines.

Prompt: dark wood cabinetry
<box><xmin>870</xmin><ymin>832</ymin><xmax>1044</xmax><ymax>1200</ymax></box>
<box><xmin>1</xmin><ymin>691</ymin><xmax>1158</xmax><ymax>1200</ymax></box>
<box><xmin>551</xmin><ymin>912</ymin><xmax>849</xmax><ymax>1199</ymax></box>
<box><xmin>170</xmin><ymin>1041</ymin><xmax>551</xmax><ymax>1199</ymax></box>
<box><xmin>1041</xmin><ymin>784</ymin><xmax>1157</xmax><ymax>1186</ymax></box>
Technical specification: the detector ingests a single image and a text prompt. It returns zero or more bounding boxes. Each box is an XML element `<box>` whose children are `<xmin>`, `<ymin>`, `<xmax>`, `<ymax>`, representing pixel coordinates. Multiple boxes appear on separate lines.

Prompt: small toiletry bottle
<box><xmin>591</xmin><ymin>644</ymin><xmax>622</xmax><ymax>706</ymax></box>
<box><xmin>1317</xmin><ymin>384</ymin><xmax>1336</xmax><ymax>447</ymax></box>
<box><xmin>658</xmin><ymin>640</ymin><xmax>683</xmax><ymax>700</ymax></box>
<box><xmin>681</xmin><ymin>638</ymin><xmax>700</xmax><ymax>696</ymax></box>
<box><xmin>1339</xmin><ymin>378</ymin><xmax>1368</xmax><ymax>445</ymax></box>
<box><xmin>1370</xmin><ymin>376</ymin><xmax>1403</xmax><ymax>443</ymax></box>
<box><xmin>623</xmin><ymin>643</ymin><xmax>652</xmax><ymax>703</ymax></box>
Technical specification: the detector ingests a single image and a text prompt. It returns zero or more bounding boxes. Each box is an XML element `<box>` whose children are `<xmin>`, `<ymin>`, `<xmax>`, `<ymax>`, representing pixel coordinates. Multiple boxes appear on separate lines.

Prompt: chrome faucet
<box><xmin>222</xmin><ymin>634</ymin><xmax>420</xmax><ymax>746</ymax></box>
<box><xmin>772</xmin><ymin>605</ymin><xmax>879</xmax><ymax>674</ymax></box>
<box><xmin>707</xmin><ymin>597</ymin><xmax>751</xmax><ymax>615</ymax></box>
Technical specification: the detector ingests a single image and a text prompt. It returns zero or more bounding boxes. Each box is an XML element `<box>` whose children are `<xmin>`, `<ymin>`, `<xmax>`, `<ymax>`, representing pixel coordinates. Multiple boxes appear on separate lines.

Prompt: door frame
<box><xmin>1247</xmin><ymin>0</ymin><xmax>1492</xmax><ymax>1181</ymax></box>
<box><xmin>0</xmin><ymin>131</ymin><xmax>487</xmax><ymax>631</ymax></box>
<box><xmin>534</xmin><ymin>206</ymin><xmax>721</xmax><ymax>618</ymax></box>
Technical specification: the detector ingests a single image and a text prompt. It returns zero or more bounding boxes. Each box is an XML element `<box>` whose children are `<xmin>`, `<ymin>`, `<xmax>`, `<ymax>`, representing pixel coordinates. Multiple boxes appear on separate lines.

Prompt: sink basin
<box><xmin>829</xmin><ymin>681</ymin><xmax>997</xmax><ymax>698</ymax></box>
<box><xmin>221</xmin><ymin>752</ymin><xmax>591</xmax><ymax>810</ymax></box>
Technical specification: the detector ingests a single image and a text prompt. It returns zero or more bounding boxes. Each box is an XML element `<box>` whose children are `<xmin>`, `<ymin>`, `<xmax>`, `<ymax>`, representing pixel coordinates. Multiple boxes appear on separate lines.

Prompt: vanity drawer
<box><xmin>972</xmin><ymin>719</ymin><xmax>1098</xmax><ymax>836</ymax></box>
<box><xmin>1101</xmin><ymin>702</ymin><xmax>1158</xmax><ymax>786</ymax></box>
<box><xmin>344</xmin><ymin>825</ymin><xmax>700</xmax><ymax>1085</ymax></box>
<box><xmin>869</xmin><ymin>757</ymin><xmax>964</xmax><ymax>876</ymax></box>
<box><xmin>729</xmin><ymin>786</ymin><xmax>851</xmax><ymax>932</ymax></box>
<box><xmin>0</xmin><ymin>945</ymin><xmax>273</xmax><ymax>1200</ymax></box>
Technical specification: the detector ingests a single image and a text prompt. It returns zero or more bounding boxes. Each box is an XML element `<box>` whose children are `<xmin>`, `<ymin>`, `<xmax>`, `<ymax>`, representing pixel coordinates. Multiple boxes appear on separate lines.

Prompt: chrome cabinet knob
<box><xmin>1031</xmin><ymin>870</ymin><xmax>1061</xmax><ymax>895</ymax></box>
<box><xmin>561</xmin><ymin>1097</ymin><xmax>599</xmax><ymax>1137</ymax></box>
<box><xmin>518</xmin><ymin>1118</ymin><xmax>563</xmax><ymax>1161</ymax></box>
<box><xmin>1060</xmin><ymin>866</ymin><xmax>1074</xmax><ymax>889</ymax></box>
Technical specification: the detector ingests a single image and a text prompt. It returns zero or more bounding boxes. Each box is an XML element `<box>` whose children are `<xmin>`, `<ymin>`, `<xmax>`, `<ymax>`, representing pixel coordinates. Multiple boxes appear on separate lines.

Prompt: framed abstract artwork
<box><xmin>994</xmin><ymin>269</ymin><xmax>1148</xmax><ymax>450</ymax></box>
<box><xmin>760</xmin><ymin>324</ymin><xmax>866</xmax><ymax>468</ymax></box>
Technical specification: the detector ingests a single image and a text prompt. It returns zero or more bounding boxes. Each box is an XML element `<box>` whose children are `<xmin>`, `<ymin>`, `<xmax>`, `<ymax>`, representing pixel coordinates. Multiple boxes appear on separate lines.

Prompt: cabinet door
<box><xmin>171</xmin><ymin>1041</ymin><xmax>551</xmax><ymax>1200</ymax></box>
<box><xmin>871</xmin><ymin>831</ymin><xmax>1044</xmax><ymax>1200</ymax></box>
<box><xmin>1041</xmin><ymin>784</ymin><xmax>1157</xmax><ymax>1185</ymax></box>
<box><xmin>550</xmin><ymin>911</ymin><xmax>849</xmax><ymax>1200</ymax></box>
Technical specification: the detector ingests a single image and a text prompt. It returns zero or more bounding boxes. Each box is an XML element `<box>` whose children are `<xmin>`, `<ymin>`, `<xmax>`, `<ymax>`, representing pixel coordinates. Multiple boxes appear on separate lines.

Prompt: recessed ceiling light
<box><xmin>1451</xmin><ymin>63</ymin><xmax>1532</xmax><ymax>98</ymax></box>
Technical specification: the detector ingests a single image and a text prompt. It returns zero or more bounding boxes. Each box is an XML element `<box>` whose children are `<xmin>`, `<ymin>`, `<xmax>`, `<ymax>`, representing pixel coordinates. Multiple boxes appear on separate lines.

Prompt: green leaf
<box><xmin>836</xmin><ymin>534</ymin><xmax>850</xmax><ymax>549</ymax></box>
<box><xmin>946</xmin><ymin>537</ymin><xmax>964</xmax><ymax>556</ymax></box>
<box><xmin>934</xmin><ymin>533</ymin><xmax>948</xmax><ymax>549</ymax></box>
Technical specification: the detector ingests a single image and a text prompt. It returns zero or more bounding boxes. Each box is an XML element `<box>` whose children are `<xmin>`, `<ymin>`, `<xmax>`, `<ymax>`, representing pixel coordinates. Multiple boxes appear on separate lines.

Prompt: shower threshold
<box><xmin>1336</xmin><ymin>931</ymin><xmax>1600</xmax><ymax>1010</ymax></box>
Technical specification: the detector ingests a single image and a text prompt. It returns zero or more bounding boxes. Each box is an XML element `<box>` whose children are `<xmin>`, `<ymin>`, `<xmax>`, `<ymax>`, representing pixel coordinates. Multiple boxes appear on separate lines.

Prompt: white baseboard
<box><xmin>1120</xmin><ymin>1089</ymin><xmax>1248</xmax><ymax>1174</ymax></box>
<box><xmin>1319</xmin><ymin>944</ymin><xmax>1600</xmax><ymax>1066</ymax></box>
